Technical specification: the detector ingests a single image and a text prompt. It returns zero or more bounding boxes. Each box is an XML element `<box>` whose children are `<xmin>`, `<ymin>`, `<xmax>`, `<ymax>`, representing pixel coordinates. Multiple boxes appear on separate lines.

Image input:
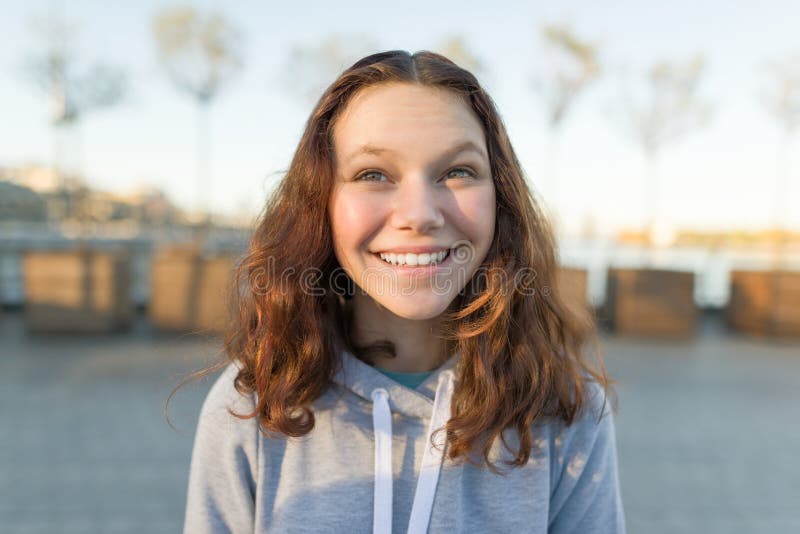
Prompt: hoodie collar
<box><xmin>332</xmin><ymin>348</ymin><xmax>461</xmax><ymax>419</ymax></box>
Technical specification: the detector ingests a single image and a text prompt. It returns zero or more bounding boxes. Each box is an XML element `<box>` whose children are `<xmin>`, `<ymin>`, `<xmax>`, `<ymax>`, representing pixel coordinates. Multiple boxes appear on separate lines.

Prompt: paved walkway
<box><xmin>0</xmin><ymin>312</ymin><xmax>798</xmax><ymax>533</ymax></box>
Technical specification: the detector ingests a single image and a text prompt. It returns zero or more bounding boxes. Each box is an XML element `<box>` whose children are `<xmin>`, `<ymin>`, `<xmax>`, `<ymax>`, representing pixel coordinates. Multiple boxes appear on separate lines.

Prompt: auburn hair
<box><xmin>168</xmin><ymin>50</ymin><xmax>617</xmax><ymax>475</ymax></box>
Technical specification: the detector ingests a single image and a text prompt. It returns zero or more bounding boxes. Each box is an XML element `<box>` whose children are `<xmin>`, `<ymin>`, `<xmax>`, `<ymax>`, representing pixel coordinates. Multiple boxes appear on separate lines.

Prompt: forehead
<box><xmin>332</xmin><ymin>82</ymin><xmax>487</xmax><ymax>162</ymax></box>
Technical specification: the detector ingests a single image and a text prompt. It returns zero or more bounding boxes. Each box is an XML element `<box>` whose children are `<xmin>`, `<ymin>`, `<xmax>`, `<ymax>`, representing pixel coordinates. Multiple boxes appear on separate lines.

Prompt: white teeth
<box><xmin>378</xmin><ymin>249</ymin><xmax>450</xmax><ymax>266</ymax></box>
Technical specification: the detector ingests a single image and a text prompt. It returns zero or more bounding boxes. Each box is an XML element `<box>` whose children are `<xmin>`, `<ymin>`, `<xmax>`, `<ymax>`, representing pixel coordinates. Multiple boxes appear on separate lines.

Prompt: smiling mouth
<box><xmin>373</xmin><ymin>248</ymin><xmax>452</xmax><ymax>267</ymax></box>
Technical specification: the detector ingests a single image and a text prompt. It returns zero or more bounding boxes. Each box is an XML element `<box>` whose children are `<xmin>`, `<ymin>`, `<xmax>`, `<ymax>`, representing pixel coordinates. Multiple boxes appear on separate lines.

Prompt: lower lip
<box><xmin>372</xmin><ymin>250</ymin><xmax>455</xmax><ymax>274</ymax></box>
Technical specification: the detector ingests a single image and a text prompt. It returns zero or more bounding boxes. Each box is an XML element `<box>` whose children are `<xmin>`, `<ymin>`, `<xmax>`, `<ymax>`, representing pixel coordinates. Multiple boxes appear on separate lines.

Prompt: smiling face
<box><xmin>328</xmin><ymin>82</ymin><xmax>496</xmax><ymax>321</ymax></box>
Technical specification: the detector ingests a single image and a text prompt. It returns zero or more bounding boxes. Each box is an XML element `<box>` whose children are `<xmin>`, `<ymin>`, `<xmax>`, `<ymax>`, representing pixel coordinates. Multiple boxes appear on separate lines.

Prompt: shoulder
<box><xmin>202</xmin><ymin>362</ymin><xmax>256</xmax><ymax>413</ymax></box>
<box><xmin>195</xmin><ymin>362</ymin><xmax>259</xmax><ymax>448</ymax></box>
<box><xmin>547</xmin><ymin>379</ymin><xmax>620</xmax><ymax>491</ymax></box>
<box><xmin>545</xmin><ymin>379</ymin><xmax>625</xmax><ymax>531</ymax></box>
<box><xmin>555</xmin><ymin>379</ymin><xmax>616</xmax><ymax>452</ymax></box>
<box><xmin>578</xmin><ymin>379</ymin><xmax>615</xmax><ymax>426</ymax></box>
<box><xmin>185</xmin><ymin>362</ymin><xmax>260</xmax><ymax>532</ymax></box>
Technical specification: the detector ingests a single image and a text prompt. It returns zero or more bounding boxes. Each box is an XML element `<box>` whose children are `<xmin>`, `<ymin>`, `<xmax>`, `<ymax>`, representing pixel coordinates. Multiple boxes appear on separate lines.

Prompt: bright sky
<box><xmin>1</xmin><ymin>0</ymin><xmax>799</xmax><ymax>235</ymax></box>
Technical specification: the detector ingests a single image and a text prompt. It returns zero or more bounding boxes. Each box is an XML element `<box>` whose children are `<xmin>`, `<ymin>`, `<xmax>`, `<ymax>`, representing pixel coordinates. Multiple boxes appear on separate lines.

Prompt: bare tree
<box><xmin>760</xmin><ymin>55</ymin><xmax>800</xmax><ymax>266</ymax></box>
<box><xmin>436</xmin><ymin>36</ymin><xmax>483</xmax><ymax>75</ymax></box>
<box><xmin>282</xmin><ymin>34</ymin><xmax>378</xmax><ymax>105</ymax></box>
<box><xmin>22</xmin><ymin>12</ymin><xmax>126</xmax><ymax>188</ymax></box>
<box><xmin>536</xmin><ymin>24</ymin><xmax>601</xmax><ymax>130</ymax></box>
<box><xmin>532</xmin><ymin>22</ymin><xmax>601</xmax><ymax>230</ymax></box>
<box><xmin>283</xmin><ymin>36</ymin><xmax>480</xmax><ymax>106</ymax></box>
<box><xmin>613</xmin><ymin>55</ymin><xmax>711</xmax><ymax>248</ymax></box>
<box><xmin>153</xmin><ymin>6</ymin><xmax>244</xmax><ymax>229</ymax></box>
<box><xmin>762</xmin><ymin>56</ymin><xmax>800</xmax><ymax>135</ymax></box>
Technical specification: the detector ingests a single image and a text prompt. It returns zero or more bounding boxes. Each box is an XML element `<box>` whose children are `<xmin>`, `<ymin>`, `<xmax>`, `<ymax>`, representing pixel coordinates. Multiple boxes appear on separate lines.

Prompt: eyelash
<box><xmin>355</xmin><ymin>167</ymin><xmax>476</xmax><ymax>182</ymax></box>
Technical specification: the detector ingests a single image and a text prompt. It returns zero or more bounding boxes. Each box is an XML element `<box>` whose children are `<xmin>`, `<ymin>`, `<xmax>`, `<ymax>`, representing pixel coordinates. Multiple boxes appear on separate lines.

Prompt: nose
<box><xmin>390</xmin><ymin>174</ymin><xmax>444</xmax><ymax>234</ymax></box>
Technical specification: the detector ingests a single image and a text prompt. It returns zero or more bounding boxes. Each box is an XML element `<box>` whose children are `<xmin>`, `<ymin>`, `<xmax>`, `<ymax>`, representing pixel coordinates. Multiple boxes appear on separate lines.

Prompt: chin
<box><xmin>374</xmin><ymin>294</ymin><xmax>454</xmax><ymax>321</ymax></box>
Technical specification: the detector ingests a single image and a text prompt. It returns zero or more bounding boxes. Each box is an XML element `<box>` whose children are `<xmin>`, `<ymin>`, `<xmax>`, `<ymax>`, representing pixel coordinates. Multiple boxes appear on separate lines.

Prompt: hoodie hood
<box><xmin>185</xmin><ymin>349</ymin><xmax>626</xmax><ymax>533</ymax></box>
<box><xmin>332</xmin><ymin>349</ymin><xmax>461</xmax><ymax>534</ymax></box>
<box><xmin>332</xmin><ymin>348</ymin><xmax>461</xmax><ymax>417</ymax></box>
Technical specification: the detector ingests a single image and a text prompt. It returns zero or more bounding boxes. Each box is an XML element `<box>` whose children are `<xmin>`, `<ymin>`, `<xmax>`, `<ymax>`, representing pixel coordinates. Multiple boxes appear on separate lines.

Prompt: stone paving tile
<box><xmin>1</xmin><ymin>312</ymin><xmax>798</xmax><ymax>533</ymax></box>
<box><xmin>605</xmin><ymin>322</ymin><xmax>800</xmax><ymax>534</ymax></box>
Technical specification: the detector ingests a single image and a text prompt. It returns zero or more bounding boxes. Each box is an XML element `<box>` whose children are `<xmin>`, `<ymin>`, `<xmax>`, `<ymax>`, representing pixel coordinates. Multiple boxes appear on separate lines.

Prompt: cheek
<box><xmin>456</xmin><ymin>186</ymin><xmax>496</xmax><ymax>244</ymax></box>
<box><xmin>329</xmin><ymin>192</ymin><xmax>379</xmax><ymax>250</ymax></box>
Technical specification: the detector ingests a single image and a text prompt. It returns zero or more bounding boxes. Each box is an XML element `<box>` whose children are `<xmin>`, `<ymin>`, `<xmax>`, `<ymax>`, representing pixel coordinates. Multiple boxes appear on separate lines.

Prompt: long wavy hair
<box><xmin>168</xmin><ymin>50</ymin><xmax>617</xmax><ymax>474</ymax></box>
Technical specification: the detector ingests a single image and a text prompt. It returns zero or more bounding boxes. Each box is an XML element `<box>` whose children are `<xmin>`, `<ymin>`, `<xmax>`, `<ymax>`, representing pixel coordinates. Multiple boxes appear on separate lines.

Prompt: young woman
<box><xmin>179</xmin><ymin>50</ymin><xmax>625</xmax><ymax>533</ymax></box>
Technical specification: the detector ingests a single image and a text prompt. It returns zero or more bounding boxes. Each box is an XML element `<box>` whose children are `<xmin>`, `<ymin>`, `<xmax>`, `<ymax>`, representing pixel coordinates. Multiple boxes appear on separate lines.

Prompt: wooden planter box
<box><xmin>604</xmin><ymin>268</ymin><xmax>696</xmax><ymax>338</ymax></box>
<box><xmin>148</xmin><ymin>246</ymin><xmax>235</xmax><ymax>335</ymax></box>
<box><xmin>727</xmin><ymin>270</ymin><xmax>800</xmax><ymax>337</ymax></box>
<box><xmin>556</xmin><ymin>267</ymin><xmax>592</xmax><ymax>325</ymax></box>
<box><xmin>22</xmin><ymin>248</ymin><xmax>133</xmax><ymax>333</ymax></box>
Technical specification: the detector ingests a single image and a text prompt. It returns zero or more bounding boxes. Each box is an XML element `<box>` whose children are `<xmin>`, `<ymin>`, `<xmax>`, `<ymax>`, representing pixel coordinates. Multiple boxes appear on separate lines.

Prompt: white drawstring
<box><xmin>371</xmin><ymin>370</ymin><xmax>455</xmax><ymax>534</ymax></box>
<box><xmin>406</xmin><ymin>371</ymin><xmax>454</xmax><ymax>533</ymax></box>
<box><xmin>372</xmin><ymin>388</ymin><xmax>393</xmax><ymax>534</ymax></box>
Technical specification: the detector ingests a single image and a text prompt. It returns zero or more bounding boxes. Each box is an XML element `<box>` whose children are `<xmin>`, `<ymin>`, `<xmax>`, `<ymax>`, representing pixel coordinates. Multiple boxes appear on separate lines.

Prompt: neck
<box><xmin>349</xmin><ymin>294</ymin><xmax>447</xmax><ymax>373</ymax></box>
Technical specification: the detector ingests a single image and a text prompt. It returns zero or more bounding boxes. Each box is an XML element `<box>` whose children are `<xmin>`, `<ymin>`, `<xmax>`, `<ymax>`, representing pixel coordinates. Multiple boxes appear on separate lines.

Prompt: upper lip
<box><xmin>373</xmin><ymin>246</ymin><xmax>452</xmax><ymax>254</ymax></box>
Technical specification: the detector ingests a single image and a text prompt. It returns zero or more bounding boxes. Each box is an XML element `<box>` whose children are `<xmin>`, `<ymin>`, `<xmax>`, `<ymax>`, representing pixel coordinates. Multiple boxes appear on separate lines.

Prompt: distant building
<box><xmin>0</xmin><ymin>164</ymin><xmax>62</xmax><ymax>193</ymax></box>
<box><xmin>0</xmin><ymin>164</ymin><xmax>186</xmax><ymax>227</ymax></box>
<box><xmin>0</xmin><ymin>181</ymin><xmax>47</xmax><ymax>221</ymax></box>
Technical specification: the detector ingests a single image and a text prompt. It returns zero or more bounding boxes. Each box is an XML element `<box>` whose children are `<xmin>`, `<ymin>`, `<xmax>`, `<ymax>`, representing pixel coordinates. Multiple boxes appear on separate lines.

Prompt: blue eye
<box><xmin>446</xmin><ymin>167</ymin><xmax>475</xmax><ymax>179</ymax></box>
<box><xmin>355</xmin><ymin>171</ymin><xmax>387</xmax><ymax>182</ymax></box>
<box><xmin>354</xmin><ymin>167</ymin><xmax>475</xmax><ymax>182</ymax></box>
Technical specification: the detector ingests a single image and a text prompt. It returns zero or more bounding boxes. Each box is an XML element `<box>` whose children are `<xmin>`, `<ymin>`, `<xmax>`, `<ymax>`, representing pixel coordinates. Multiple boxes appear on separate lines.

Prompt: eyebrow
<box><xmin>344</xmin><ymin>140</ymin><xmax>488</xmax><ymax>166</ymax></box>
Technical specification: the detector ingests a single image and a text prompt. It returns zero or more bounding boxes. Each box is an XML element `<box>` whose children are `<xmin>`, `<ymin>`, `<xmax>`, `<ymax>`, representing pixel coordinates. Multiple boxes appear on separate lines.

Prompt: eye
<box><xmin>354</xmin><ymin>170</ymin><xmax>387</xmax><ymax>182</ymax></box>
<box><xmin>445</xmin><ymin>167</ymin><xmax>476</xmax><ymax>179</ymax></box>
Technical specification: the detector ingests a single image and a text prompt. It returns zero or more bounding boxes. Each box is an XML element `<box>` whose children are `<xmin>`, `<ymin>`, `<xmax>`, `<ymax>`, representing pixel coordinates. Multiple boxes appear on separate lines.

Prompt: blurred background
<box><xmin>1</xmin><ymin>0</ymin><xmax>798</xmax><ymax>532</ymax></box>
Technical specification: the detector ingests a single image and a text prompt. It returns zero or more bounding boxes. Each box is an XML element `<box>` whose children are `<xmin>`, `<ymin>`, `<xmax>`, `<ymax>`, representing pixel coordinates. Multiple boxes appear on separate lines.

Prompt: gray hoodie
<box><xmin>183</xmin><ymin>349</ymin><xmax>626</xmax><ymax>533</ymax></box>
